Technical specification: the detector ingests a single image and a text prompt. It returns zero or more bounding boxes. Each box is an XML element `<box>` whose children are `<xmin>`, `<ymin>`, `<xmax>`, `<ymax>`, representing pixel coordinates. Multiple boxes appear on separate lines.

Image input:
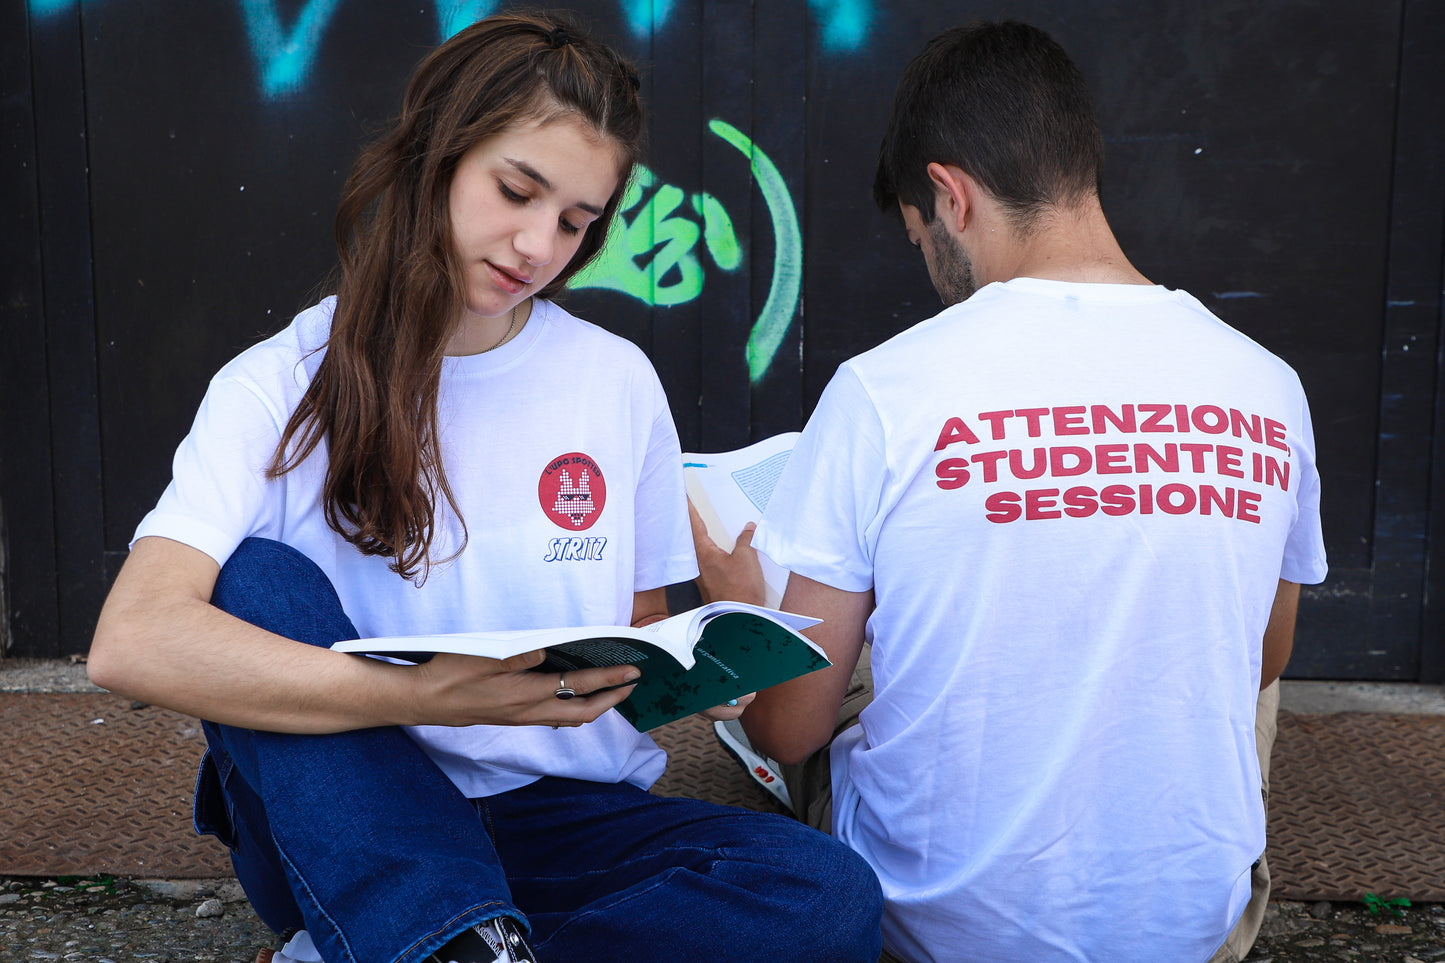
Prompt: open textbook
<box><xmin>332</xmin><ymin>601</ymin><xmax>829</xmax><ymax>732</ymax></box>
<box><xmin>684</xmin><ymin>432</ymin><xmax>800</xmax><ymax>606</ymax></box>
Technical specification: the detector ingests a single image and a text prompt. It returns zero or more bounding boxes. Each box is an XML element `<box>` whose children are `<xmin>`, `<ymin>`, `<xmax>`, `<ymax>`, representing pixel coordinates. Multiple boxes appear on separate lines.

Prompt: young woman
<box><xmin>87</xmin><ymin>12</ymin><xmax>881</xmax><ymax>963</ymax></box>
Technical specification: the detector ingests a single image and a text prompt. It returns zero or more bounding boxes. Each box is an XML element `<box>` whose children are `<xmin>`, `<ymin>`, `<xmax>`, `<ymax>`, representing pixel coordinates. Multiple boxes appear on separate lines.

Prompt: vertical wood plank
<box><xmin>746</xmin><ymin>0</ymin><xmax>806</xmax><ymax>439</ymax></box>
<box><xmin>1399</xmin><ymin>0</ymin><xmax>1445</xmax><ymax>682</ymax></box>
<box><xmin>693</xmin><ymin>0</ymin><xmax>757</xmax><ymax>453</ymax></box>
<box><xmin>30</xmin><ymin>3</ymin><xmax>107</xmax><ymax>656</ymax></box>
<box><xmin>1</xmin><ymin>3</ymin><xmax>60</xmax><ymax>655</ymax></box>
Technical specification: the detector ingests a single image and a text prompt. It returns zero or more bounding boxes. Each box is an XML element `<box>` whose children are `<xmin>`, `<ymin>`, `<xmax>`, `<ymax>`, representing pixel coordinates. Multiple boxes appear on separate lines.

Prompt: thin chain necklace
<box><xmin>477</xmin><ymin>302</ymin><xmax>520</xmax><ymax>354</ymax></box>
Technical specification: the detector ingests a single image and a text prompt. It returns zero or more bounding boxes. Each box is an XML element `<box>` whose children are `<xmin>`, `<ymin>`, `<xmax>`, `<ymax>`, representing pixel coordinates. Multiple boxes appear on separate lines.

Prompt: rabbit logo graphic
<box><xmin>538</xmin><ymin>452</ymin><xmax>607</xmax><ymax>530</ymax></box>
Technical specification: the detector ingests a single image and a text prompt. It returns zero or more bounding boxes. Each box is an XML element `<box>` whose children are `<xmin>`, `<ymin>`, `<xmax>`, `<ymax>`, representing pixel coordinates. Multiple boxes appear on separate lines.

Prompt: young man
<box><xmin>701</xmin><ymin>21</ymin><xmax>1326</xmax><ymax>963</ymax></box>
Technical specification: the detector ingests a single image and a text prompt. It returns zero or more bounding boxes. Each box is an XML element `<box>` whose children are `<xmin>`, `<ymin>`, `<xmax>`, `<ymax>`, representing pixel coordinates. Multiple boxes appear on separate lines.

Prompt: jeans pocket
<box><xmin>192</xmin><ymin>749</ymin><xmax>240</xmax><ymax>850</ymax></box>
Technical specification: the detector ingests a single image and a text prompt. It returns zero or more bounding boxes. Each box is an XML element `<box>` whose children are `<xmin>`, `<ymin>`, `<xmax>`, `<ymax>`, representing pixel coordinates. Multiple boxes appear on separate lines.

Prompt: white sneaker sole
<box><xmin>268</xmin><ymin>930</ymin><xmax>322</xmax><ymax>963</ymax></box>
<box><xmin>713</xmin><ymin>719</ymin><xmax>794</xmax><ymax>811</ymax></box>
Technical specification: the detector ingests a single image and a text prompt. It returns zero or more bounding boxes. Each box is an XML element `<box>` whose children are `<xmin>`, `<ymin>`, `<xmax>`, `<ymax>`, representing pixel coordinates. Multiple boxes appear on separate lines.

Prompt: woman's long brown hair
<box><xmin>267</xmin><ymin>11</ymin><xmax>644</xmax><ymax>583</ymax></box>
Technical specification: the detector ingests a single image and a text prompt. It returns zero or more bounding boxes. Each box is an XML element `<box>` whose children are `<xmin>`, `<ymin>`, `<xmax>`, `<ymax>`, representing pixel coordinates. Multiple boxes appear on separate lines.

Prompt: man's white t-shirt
<box><xmin>135</xmin><ymin>297</ymin><xmax>698</xmax><ymax>798</ymax></box>
<box><xmin>755</xmin><ymin>278</ymin><xmax>1328</xmax><ymax>963</ymax></box>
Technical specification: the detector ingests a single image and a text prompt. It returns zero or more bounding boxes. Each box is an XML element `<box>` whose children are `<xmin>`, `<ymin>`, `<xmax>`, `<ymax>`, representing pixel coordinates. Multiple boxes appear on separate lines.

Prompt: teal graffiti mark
<box><xmin>24</xmin><ymin>0</ymin><xmax>349</xmax><ymax>98</ymax></box>
<box><xmin>619</xmin><ymin>0</ymin><xmax>676</xmax><ymax>38</ymax></box>
<box><xmin>809</xmin><ymin>0</ymin><xmax>872</xmax><ymax>52</ymax></box>
<box><xmin>709</xmin><ymin>120</ymin><xmax>803</xmax><ymax>383</ymax></box>
<box><xmin>238</xmin><ymin>0</ymin><xmax>345</xmax><ymax>99</ymax></box>
<box><xmin>30</xmin><ymin>0</ymin><xmax>875</xmax><ymax>94</ymax></box>
<box><xmin>571</xmin><ymin>168</ymin><xmax>740</xmax><ymax>307</ymax></box>
<box><xmin>438</xmin><ymin>0</ymin><xmax>498</xmax><ymax>40</ymax></box>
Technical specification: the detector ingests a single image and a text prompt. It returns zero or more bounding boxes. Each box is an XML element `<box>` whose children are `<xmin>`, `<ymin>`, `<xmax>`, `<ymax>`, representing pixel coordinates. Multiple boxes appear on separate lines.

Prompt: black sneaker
<box><xmin>426</xmin><ymin>916</ymin><xmax>537</xmax><ymax>963</ymax></box>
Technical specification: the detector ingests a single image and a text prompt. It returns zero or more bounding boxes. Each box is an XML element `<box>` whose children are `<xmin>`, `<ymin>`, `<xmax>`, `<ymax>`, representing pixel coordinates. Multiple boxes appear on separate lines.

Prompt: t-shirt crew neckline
<box><xmin>443</xmin><ymin>299</ymin><xmax>551</xmax><ymax>374</ymax></box>
<box><xmin>994</xmin><ymin>276</ymin><xmax>1177</xmax><ymax>304</ymax></box>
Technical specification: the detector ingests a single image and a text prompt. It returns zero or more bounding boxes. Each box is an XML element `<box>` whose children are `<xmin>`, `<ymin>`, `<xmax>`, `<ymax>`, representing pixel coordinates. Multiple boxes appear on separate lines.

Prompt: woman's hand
<box><xmin>696</xmin><ymin>691</ymin><xmax>755</xmax><ymax>722</ymax></box>
<box><xmin>406</xmin><ymin>650</ymin><xmax>639</xmax><ymax>728</ymax></box>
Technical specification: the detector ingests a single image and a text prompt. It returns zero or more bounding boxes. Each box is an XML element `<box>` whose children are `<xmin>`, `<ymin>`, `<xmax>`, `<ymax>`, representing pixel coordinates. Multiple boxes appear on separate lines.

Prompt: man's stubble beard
<box><xmin>927</xmin><ymin>216</ymin><xmax>977</xmax><ymax>306</ymax></box>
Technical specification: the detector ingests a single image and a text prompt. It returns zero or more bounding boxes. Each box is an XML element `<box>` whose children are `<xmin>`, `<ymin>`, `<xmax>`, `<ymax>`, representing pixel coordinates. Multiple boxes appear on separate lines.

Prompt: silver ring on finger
<box><xmin>554</xmin><ymin>673</ymin><xmax>577</xmax><ymax>700</ymax></box>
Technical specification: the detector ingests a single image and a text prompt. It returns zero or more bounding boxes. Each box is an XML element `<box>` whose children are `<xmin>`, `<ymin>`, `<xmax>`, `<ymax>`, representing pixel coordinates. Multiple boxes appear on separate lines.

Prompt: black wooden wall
<box><xmin>5</xmin><ymin>0</ymin><xmax>1443</xmax><ymax>680</ymax></box>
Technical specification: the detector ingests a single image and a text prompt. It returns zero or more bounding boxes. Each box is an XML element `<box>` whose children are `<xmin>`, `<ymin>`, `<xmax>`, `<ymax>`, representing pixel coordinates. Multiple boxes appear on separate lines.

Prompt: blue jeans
<box><xmin>197</xmin><ymin>538</ymin><xmax>883</xmax><ymax>963</ymax></box>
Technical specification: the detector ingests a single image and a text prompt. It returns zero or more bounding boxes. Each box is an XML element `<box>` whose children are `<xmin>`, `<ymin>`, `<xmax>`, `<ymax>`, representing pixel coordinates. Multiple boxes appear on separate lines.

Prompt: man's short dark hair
<box><xmin>873</xmin><ymin>21</ymin><xmax>1104</xmax><ymax>231</ymax></box>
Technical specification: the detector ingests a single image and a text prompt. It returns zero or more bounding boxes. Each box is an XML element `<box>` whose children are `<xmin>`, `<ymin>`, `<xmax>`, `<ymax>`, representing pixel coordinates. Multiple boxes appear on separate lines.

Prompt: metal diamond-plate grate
<box><xmin>7</xmin><ymin>692</ymin><xmax>1442</xmax><ymax>898</ymax></box>
<box><xmin>0</xmin><ymin>694</ymin><xmax>779</xmax><ymax>880</ymax></box>
<box><xmin>649</xmin><ymin>714</ymin><xmax>787</xmax><ymax>814</ymax></box>
<box><xmin>1269</xmin><ymin>710</ymin><xmax>1445</xmax><ymax>902</ymax></box>
<box><xmin>0</xmin><ymin>693</ymin><xmax>231</xmax><ymax>878</ymax></box>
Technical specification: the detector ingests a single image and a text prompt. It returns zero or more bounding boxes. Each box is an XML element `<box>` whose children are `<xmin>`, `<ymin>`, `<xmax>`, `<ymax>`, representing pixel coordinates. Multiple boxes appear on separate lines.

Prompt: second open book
<box><xmin>684</xmin><ymin>432</ymin><xmax>800</xmax><ymax>607</ymax></box>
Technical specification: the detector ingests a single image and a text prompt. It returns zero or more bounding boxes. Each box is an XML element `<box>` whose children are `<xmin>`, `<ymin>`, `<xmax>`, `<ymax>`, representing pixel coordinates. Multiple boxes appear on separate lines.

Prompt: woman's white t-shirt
<box><xmin>135</xmin><ymin>297</ymin><xmax>698</xmax><ymax>797</ymax></box>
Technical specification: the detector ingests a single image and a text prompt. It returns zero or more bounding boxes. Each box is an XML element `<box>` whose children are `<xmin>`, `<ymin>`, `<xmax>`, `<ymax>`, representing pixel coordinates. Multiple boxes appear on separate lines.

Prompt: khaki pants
<box><xmin>782</xmin><ymin>652</ymin><xmax>1280</xmax><ymax>963</ymax></box>
<box><xmin>1207</xmin><ymin>680</ymin><xmax>1279</xmax><ymax>963</ymax></box>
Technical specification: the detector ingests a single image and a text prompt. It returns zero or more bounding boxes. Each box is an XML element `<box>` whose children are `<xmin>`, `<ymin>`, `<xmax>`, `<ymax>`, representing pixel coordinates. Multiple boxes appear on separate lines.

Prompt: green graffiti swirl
<box><xmin>572</xmin><ymin>168</ymin><xmax>723</xmax><ymax>306</ymax></box>
<box><xmin>693</xmin><ymin>192</ymin><xmax>742</xmax><ymax>271</ymax></box>
<box><xmin>571</xmin><ymin>122</ymin><xmax>801</xmax><ymax>382</ymax></box>
<box><xmin>708</xmin><ymin>119</ymin><xmax>803</xmax><ymax>383</ymax></box>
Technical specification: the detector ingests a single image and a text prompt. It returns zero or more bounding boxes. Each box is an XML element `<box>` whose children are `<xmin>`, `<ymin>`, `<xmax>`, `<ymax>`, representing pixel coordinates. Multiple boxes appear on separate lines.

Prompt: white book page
<box><xmin>684</xmin><ymin>432</ymin><xmax>799</xmax><ymax>607</ymax></box>
<box><xmin>331</xmin><ymin>602</ymin><xmax>818</xmax><ymax>667</ymax></box>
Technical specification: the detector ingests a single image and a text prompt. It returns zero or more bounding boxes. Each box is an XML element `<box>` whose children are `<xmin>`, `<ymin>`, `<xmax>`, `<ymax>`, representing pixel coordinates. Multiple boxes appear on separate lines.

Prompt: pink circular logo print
<box><xmin>538</xmin><ymin>452</ymin><xmax>606</xmax><ymax>530</ymax></box>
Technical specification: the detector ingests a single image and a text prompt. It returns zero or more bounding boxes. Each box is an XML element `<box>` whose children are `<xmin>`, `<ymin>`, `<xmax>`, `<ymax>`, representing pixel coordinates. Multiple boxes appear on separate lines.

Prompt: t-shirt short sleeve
<box><xmin>1279</xmin><ymin>389</ymin><xmax>1328</xmax><ymax>585</ymax></box>
<box><xmin>754</xmin><ymin>364</ymin><xmax>884</xmax><ymax>593</ymax></box>
<box><xmin>132</xmin><ymin>375</ymin><xmax>288</xmax><ymax>566</ymax></box>
<box><xmin>631</xmin><ymin>368</ymin><xmax>698</xmax><ymax>592</ymax></box>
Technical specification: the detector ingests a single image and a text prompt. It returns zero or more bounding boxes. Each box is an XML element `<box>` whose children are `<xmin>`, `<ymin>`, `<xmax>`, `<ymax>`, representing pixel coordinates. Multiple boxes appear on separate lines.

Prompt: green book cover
<box><xmin>540</xmin><ymin>610</ymin><xmax>831</xmax><ymax>730</ymax></box>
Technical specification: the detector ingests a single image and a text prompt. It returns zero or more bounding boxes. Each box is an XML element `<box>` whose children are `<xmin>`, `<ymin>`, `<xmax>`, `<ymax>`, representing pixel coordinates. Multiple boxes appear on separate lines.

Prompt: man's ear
<box><xmin>926</xmin><ymin>162</ymin><xmax>974</xmax><ymax>233</ymax></box>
